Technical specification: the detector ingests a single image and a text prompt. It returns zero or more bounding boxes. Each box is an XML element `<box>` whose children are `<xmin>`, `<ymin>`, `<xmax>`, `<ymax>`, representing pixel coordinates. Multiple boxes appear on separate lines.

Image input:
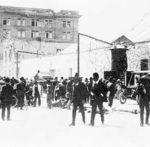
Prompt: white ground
<box><xmin>0</xmin><ymin>96</ymin><xmax>150</xmax><ymax>147</ymax></box>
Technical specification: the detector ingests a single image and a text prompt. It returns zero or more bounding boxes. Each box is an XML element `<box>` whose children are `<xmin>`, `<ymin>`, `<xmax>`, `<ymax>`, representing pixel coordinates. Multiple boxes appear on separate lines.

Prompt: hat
<box><xmin>73</xmin><ymin>73</ymin><xmax>82</xmax><ymax>82</ymax></box>
<box><xmin>4</xmin><ymin>77</ymin><xmax>10</xmax><ymax>83</ymax></box>
<box><xmin>20</xmin><ymin>77</ymin><xmax>25</xmax><ymax>81</ymax></box>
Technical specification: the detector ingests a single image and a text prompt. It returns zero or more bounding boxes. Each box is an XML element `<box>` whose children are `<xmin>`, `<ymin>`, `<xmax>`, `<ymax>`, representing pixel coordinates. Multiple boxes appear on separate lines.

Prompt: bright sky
<box><xmin>1</xmin><ymin>0</ymin><xmax>150</xmax><ymax>42</ymax></box>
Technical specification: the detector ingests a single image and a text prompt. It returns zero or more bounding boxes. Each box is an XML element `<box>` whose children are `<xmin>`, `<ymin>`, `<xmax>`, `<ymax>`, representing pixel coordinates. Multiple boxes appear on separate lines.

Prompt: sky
<box><xmin>1</xmin><ymin>0</ymin><xmax>150</xmax><ymax>43</ymax></box>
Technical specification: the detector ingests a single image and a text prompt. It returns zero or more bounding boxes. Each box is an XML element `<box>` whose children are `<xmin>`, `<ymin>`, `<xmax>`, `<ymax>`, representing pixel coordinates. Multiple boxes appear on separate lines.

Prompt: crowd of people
<box><xmin>0</xmin><ymin>71</ymin><xmax>150</xmax><ymax>127</ymax></box>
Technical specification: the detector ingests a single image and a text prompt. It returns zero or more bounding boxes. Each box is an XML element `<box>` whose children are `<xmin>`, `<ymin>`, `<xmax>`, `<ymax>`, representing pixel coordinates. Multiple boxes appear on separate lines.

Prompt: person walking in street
<box><xmin>16</xmin><ymin>77</ymin><xmax>26</xmax><ymax>110</ymax></box>
<box><xmin>47</xmin><ymin>80</ymin><xmax>53</xmax><ymax>109</ymax></box>
<box><xmin>89</xmin><ymin>73</ymin><xmax>106</xmax><ymax>126</ymax></box>
<box><xmin>137</xmin><ymin>77</ymin><xmax>150</xmax><ymax>126</ymax></box>
<box><xmin>66</xmin><ymin>78</ymin><xmax>73</xmax><ymax>109</ymax></box>
<box><xmin>69</xmin><ymin>73</ymin><xmax>87</xmax><ymax>126</ymax></box>
<box><xmin>106</xmin><ymin>77</ymin><xmax>116</xmax><ymax>113</ymax></box>
<box><xmin>32</xmin><ymin>81</ymin><xmax>42</xmax><ymax>107</ymax></box>
<box><xmin>0</xmin><ymin>78</ymin><xmax>14</xmax><ymax>120</ymax></box>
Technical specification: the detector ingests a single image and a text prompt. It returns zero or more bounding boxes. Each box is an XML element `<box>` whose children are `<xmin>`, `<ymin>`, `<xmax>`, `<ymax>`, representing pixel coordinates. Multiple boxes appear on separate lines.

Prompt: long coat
<box><xmin>16</xmin><ymin>82</ymin><xmax>26</xmax><ymax>107</ymax></box>
<box><xmin>91</xmin><ymin>80</ymin><xmax>107</xmax><ymax>104</ymax></box>
<box><xmin>72</xmin><ymin>82</ymin><xmax>87</xmax><ymax>104</ymax></box>
<box><xmin>0</xmin><ymin>84</ymin><xmax>14</xmax><ymax>106</ymax></box>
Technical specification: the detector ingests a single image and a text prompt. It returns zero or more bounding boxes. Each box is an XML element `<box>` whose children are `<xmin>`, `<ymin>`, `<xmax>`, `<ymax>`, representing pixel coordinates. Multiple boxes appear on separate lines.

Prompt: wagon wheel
<box><xmin>119</xmin><ymin>92</ymin><xmax>127</xmax><ymax>104</ymax></box>
<box><xmin>11</xmin><ymin>95</ymin><xmax>18</xmax><ymax>108</ymax></box>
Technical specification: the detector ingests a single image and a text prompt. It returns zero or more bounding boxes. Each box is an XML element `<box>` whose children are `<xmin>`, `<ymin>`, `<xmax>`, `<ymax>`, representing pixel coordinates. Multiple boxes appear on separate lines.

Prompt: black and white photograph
<box><xmin>0</xmin><ymin>0</ymin><xmax>150</xmax><ymax>147</ymax></box>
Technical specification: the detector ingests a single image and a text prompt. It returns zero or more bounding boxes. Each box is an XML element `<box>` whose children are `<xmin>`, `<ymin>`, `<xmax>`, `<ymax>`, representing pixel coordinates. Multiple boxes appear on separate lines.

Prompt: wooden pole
<box><xmin>16</xmin><ymin>51</ymin><xmax>19</xmax><ymax>79</ymax></box>
<box><xmin>77</xmin><ymin>33</ymin><xmax>80</xmax><ymax>76</ymax></box>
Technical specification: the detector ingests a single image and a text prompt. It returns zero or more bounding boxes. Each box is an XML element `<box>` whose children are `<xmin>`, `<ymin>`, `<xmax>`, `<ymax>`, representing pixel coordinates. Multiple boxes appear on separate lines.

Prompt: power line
<box><xmin>131</xmin><ymin>22</ymin><xmax>150</xmax><ymax>41</ymax></box>
<box><xmin>126</xmin><ymin>9</ymin><xmax>150</xmax><ymax>36</ymax></box>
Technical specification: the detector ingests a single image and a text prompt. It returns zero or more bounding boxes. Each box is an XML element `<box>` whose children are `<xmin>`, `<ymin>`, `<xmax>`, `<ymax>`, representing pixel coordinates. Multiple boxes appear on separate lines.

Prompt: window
<box><xmin>32</xmin><ymin>19</ymin><xmax>39</xmax><ymax>27</ymax></box>
<box><xmin>3</xmin><ymin>18</ymin><xmax>11</xmax><ymax>25</ymax></box>
<box><xmin>31</xmin><ymin>30</ymin><xmax>39</xmax><ymax>38</ymax></box>
<box><xmin>141</xmin><ymin>59</ymin><xmax>148</xmax><ymax>71</ymax></box>
<box><xmin>22</xmin><ymin>19</ymin><xmax>25</xmax><ymax>26</ymax></box>
<box><xmin>67</xmin><ymin>32</ymin><xmax>71</xmax><ymax>40</ymax></box>
<box><xmin>67</xmin><ymin>21</ymin><xmax>71</xmax><ymax>28</ymax></box>
<box><xmin>62</xmin><ymin>32</ymin><xmax>71</xmax><ymax>40</ymax></box>
<box><xmin>45</xmin><ymin>31</ymin><xmax>52</xmax><ymax>39</ymax></box>
<box><xmin>18</xmin><ymin>18</ymin><xmax>25</xmax><ymax>26</ymax></box>
<box><xmin>63</xmin><ymin>21</ymin><xmax>71</xmax><ymax>28</ymax></box>
<box><xmin>63</xmin><ymin>21</ymin><xmax>66</xmax><ymax>28</ymax></box>
<box><xmin>3</xmin><ymin>19</ymin><xmax>7</xmax><ymax>25</ymax></box>
<box><xmin>45</xmin><ymin>20</ymin><xmax>52</xmax><ymax>27</ymax></box>
<box><xmin>62</xmin><ymin>32</ymin><xmax>66</xmax><ymax>40</ymax></box>
<box><xmin>17</xmin><ymin>31</ymin><xmax>25</xmax><ymax>38</ymax></box>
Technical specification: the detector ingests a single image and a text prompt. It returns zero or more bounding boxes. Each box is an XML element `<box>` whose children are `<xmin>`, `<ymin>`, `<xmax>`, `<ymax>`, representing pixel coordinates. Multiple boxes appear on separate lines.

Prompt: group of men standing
<box><xmin>0</xmin><ymin>76</ymin><xmax>43</xmax><ymax>121</ymax></box>
<box><xmin>69</xmin><ymin>72</ymin><xmax>115</xmax><ymax>126</ymax></box>
<box><xmin>3</xmin><ymin>70</ymin><xmax>149</xmax><ymax>128</ymax></box>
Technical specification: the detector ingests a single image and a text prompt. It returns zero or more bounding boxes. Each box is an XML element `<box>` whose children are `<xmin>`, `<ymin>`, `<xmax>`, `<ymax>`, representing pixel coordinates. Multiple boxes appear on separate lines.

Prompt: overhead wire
<box><xmin>125</xmin><ymin>9</ymin><xmax>150</xmax><ymax>37</ymax></box>
<box><xmin>131</xmin><ymin>21</ymin><xmax>150</xmax><ymax>41</ymax></box>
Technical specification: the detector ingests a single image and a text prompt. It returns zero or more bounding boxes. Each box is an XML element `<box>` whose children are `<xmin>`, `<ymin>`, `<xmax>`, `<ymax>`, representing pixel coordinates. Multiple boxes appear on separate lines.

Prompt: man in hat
<box><xmin>32</xmin><ymin>81</ymin><xmax>42</xmax><ymax>107</ymax></box>
<box><xmin>137</xmin><ymin>77</ymin><xmax>150</xmax><ymax>126</ymax></box>
<box><xmin>70</xmin><ymin>73</ymin><xmax>87</xmax><ymax>126</ymax></box>
<box><xmin>16</xmin><ymin>77</ymin><xmax>26</xmax><ymax>110</ymax></box>
<box><xmin>106</xmin><ymin>77</ymin><xmax>116</xmax><ymax>113</ymax></box>
<box><xmin>89</xmin><ymin>72</ymin><xmax>107</xmax><ymax>126</ymax></box>
<box><xmin>0</xmin><ymin>77</ymin><xmax>14</xmax><ymax>120</ymax></box>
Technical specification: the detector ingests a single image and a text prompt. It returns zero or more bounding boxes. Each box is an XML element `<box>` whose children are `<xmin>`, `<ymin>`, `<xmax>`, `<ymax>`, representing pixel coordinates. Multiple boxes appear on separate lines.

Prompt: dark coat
<box><xmin>72</xmin><ymin>82</ymin><xmax>87</xmax><ymax>104</ymax></box>
<box><xmin>91</xmin><ymin>80</ymin><xmax>107</xmax><ymax>104</ymax></box>
<box><xmin>0</xmin><ymin>84</ymin><xmax>14</xmax><ymax>105</ymax></box>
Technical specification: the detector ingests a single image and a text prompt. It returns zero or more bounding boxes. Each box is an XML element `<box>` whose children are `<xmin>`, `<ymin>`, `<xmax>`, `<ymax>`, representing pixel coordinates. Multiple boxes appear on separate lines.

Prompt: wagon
<box><xmin>118</xmin><ymin>71</ymin><xmax>150</xmax><ymax>104</ymax></box>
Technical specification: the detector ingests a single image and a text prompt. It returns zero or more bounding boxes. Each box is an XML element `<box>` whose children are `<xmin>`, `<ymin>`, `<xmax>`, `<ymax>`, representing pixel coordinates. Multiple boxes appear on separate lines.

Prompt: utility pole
<box><xmin>16</xmin><ymin>51</ymin><xmax>19</xmax><ymax>79</ymax></box>
<box><xmin>77</xmin><ymin>33</ymin><xmax>80</xmax><ymax>76</ymax></box>
<box><xmin>77</xmin><ymin>33</ymin><xmax>112</xmax><ymax>77</ymax></box>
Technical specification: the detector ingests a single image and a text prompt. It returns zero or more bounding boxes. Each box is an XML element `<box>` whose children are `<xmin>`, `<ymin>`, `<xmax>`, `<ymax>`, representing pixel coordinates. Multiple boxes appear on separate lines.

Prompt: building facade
<box><xmin>19</xmin><ymin>36</ymin><xmax>150</xmax><ymax>80</ymax></box>
<box><xmin>0</xmin><ymin>5</ymin><xmax>81</xmax><ymax>77</ymax></box>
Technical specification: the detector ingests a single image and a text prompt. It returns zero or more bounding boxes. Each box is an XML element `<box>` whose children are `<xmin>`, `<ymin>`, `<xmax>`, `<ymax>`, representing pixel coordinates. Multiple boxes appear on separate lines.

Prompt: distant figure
<box><xmin>47</xmin><ymin>80</ymin><xmax>53</xmax><ymax>109</ymax></box>
<box><xmin>16</xmin><ymin>77</ymin><xmax>26</xmax><ymax>110</ymax></box>
<box><xmin>0</xmin><ymin>78</ymin><xmax>14</xmax><ymax>120</ymax></box>
<box><xmin>34</xmin><ymin>70</ymin><xmax>41</xmax><ymax>81</ymax></box>
<box><xmin>137</xmin><ymin>78</ymin><xmax>150</xmax><ymax>126</ymax></box>
<box><xmin>32</xmin><ymin>81</ymin><xmax>42</xmax><ymax>107</ymax></box>
<box><xmin>106</xmin><ymin>77</ymin><xmax>116</xmax><ymax>112</ymax></box>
